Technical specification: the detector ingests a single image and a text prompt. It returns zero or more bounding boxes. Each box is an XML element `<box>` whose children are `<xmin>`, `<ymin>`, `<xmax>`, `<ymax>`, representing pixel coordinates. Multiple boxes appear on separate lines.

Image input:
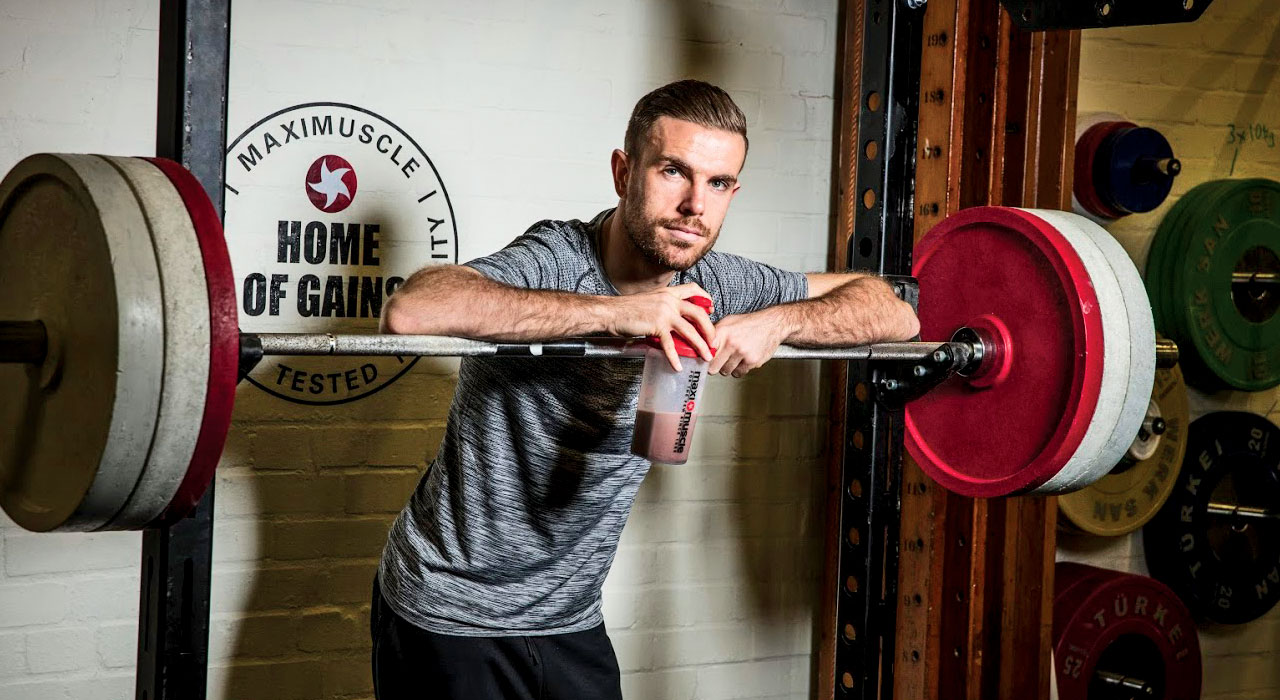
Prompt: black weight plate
<box><xmin>1143</xmin><ymin>411</ymin><xmax>1280</xmax><ymax>624</ymax></box>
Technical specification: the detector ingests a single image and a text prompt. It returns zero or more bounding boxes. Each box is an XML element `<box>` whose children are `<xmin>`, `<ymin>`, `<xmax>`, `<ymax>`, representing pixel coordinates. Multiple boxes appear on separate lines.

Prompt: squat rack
<box><xmin>137</xmin><ymin>2</ymin><xmax>1210</xmax><ymax>699</ymax></box>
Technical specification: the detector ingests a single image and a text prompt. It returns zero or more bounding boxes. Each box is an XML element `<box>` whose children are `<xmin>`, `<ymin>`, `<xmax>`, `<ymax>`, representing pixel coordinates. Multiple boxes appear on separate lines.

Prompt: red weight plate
<box><xmin>144</xmin><ymin>158</ymin><xmax>237</xmax><ymax>524</ymax></box>
<box><xmin>1074</xmin><ymin>121</ymin><xmax>1133</xmax><ymax>220</ymax></box>
<box><xmin>1053</xmin><ymin>564</ymin><xmax>1201</xmax><ymax>700</ymax></box>
<box><xmin>905</xmin><ymin>207</ymin><xmax>1104</xmax><ymax>497</ymax></box>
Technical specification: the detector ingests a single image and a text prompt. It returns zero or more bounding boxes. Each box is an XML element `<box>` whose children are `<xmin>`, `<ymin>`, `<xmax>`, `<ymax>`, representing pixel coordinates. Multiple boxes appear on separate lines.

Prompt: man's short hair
<box><xmin>624</xmin><ymin>80</ymin><xmax>749</xmax><ymax>159</ymax></box>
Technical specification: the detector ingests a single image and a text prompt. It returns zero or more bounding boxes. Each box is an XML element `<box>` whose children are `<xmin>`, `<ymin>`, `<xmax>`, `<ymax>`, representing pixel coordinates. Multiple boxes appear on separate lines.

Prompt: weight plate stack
<box><xmin>0</xmin><ymin>154</ymin><xmax>165</xmax><ymax>532</ymax></box>
<box><xmin>98</xmin><ymin>156</ymin><xmax>211</xmax><ymax>530</ymax></box>
<box><xmin>145</xmin><ymin>157</ymin><xmax>239</xmax><ymax>525</ymax></box>
<box><xmin>1143</xmin><ymin>411</ymin><xmax>1280</xmax><ymax>624</ymax></box>
<box><xmin>0</xmin><ymin>154</ymin><xmax>238</xmax><ymax>532</ymax></box>
<box><xmin>1073</xmin><ymin>115</ymin><xmax>1180</xmax><ymax>223</ymax></box>
<box><xmin>1145</xmin><ymin>179</ymin><xmax>1280</xmax><ymax>391</ymax></box>
<box><xmin>1054</xmin><ymin>562</ymin><xmax>1202</xmax><ymax>700</ymax></box>
<box><xmin>1059</xmin><ymin>362</ymin><xmax>1189</xmax><ymax>536</ymax></box>
<box><xmin>907</xmin><ymin>207</ymin><xmax>1107</xmax><ymax>497</ymax></box>
<box><xmin>1024</xmin><ymin>208</ymin><xmax>1156</xmax><ymax>494</ymax></box>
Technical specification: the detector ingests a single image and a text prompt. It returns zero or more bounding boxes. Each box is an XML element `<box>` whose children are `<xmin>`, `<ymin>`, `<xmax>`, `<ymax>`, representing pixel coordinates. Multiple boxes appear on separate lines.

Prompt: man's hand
<box><xmin>708</xmin><ymin>311</ymin><xmax>790</xmax><ymax>378</ymax></box>
<box><xmin>605</xmin><ymin>283</ymin><xmax>716</xmax><ymax>371</ymax></box>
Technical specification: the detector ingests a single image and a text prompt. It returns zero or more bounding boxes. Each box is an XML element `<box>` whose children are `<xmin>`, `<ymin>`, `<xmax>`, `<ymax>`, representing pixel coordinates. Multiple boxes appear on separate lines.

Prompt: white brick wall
<box><xmin>0</xmin><ymin>1</ymin><xmax>838</xmax><ymax>698</ymax></box>
<box><xmin>1061</xmin><ymin>1</ymin><xmax>1280</xmax><ymax>697</ymax></box>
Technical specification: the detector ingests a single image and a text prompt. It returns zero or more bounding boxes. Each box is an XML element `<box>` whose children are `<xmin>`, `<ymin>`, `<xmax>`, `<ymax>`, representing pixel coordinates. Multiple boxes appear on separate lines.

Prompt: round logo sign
<box><xmin>224</xmin><ymin>102</ymin><xmax>458</xmax><ymax>404</ymax></box>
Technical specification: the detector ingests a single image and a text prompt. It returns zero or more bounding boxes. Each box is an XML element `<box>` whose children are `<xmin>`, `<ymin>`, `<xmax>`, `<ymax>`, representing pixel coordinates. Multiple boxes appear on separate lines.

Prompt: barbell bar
<box><xmin>0</xmin><ymin>153</ymin><xmax>1181</xmax><ymax>532</ymax></box>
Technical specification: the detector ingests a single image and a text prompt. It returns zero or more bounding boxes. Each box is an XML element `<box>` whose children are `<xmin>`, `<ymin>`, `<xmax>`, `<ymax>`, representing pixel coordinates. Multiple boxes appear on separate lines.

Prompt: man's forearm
<box><xmin>763</xmin><ymin>276</ymin><xmax>920</xmax><ymax>346</ymax></box>
<box><xmin>381</xmin><ymin>266</ymin><xmax>612</xmax><ymax>340</ymax></box>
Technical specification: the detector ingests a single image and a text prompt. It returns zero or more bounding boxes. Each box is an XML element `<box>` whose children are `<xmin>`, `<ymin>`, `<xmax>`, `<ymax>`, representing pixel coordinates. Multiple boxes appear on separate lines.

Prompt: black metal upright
<box><xmin>834</xmin><ymin>0</ymin><xmax>924</xmax><ymax>698</ymax></box>
<box><xmin>138</xmin><ymin>2</ymin><xmax>231</xmax><ymax>699</ymax></box>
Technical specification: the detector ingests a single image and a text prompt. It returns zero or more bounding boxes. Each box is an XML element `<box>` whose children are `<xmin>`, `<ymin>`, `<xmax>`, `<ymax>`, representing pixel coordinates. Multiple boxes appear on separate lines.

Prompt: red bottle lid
<box><xmin>644</xmin><ymin>295</ymin><xmax>716</xmax><ymax>358</ymax></box>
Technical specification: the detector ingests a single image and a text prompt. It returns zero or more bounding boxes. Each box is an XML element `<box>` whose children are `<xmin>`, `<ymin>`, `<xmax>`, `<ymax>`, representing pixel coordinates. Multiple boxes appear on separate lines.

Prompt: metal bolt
<box><xmin>904</xmin><ymin>0</ymin><xmax>927</xmax><ymax>8</ymax></box>
<box><xmin>932</xmin><ymin>349</ymin><xmax>949</xmax><ymax>363</ymax></box>
<box><xmin>913</xmin><ymin>365</ymin><xmax>928</xmax><ymax>377</ymax></box>
<box><xmin>882</xmin><ymin>378</ymin><xmax>900</xmax><ymax>391</ymax></box>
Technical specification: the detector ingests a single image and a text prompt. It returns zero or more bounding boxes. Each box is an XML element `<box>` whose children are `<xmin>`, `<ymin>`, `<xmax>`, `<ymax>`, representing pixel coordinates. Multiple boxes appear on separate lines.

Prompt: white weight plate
<box><xmin>98</xmin><ymin>156</ymin><xmax>210</xmax><ymax>531</ymax></box>
<box><xmin>1020</xmin><ymin>208</ymin><xmax>1131</xmax><ymax>494</ymax></box>
<box><xmin>1052</xmin><ymin>209</ymin><xmax>1157</xmax><ymax>471</ymax></box>
<box><xmin>0</xmin><ymin>154</ymin><xmax>164</xmax><ymax>531</ymax></box>
<box><xmin>1025</xmin><ymin>209</ymin><xmax>1155</xmax><ymax>492</ymax></box>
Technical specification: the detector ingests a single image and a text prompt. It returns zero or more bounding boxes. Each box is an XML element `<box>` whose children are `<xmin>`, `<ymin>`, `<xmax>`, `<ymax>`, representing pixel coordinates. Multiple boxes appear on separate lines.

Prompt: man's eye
<box><xmin>663</xmin><ymin>167</ymin><xmax>680</xmax><ymax>177</ymax></box>
<box><xmin>711</xmin><ymin>179</ymin><xmax>728</xmax><ymax>190</ymax></box>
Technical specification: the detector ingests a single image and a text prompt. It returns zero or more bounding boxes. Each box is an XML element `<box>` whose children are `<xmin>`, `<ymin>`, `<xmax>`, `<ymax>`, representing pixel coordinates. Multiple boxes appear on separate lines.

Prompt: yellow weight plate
<box><xmin>1057</xmin><ymin>362</ymin><xmax>1189</xmax><ymax>536</ymax></box>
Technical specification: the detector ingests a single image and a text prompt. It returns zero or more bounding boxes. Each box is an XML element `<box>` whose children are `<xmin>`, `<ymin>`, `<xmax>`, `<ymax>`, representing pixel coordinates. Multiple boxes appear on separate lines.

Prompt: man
<box><xmin>372</xmin><ymin>80</ymin><xmax>919</xmax><ymax>699</ymax></box>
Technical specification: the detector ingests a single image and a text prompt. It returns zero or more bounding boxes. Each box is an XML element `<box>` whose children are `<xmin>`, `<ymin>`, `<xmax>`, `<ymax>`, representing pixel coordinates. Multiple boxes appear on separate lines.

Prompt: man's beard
<box><xmin>621</xmin><ymin>205</ymin><xmax>716</xmax><ymax>272</ymax></box>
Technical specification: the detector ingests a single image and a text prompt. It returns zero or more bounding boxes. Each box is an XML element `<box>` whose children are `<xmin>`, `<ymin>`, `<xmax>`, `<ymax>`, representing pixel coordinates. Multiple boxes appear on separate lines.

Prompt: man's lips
<box><xmin>664</xmin><ymin>225</ymin><xmax>704</xmax><ymax>242</ymax></box>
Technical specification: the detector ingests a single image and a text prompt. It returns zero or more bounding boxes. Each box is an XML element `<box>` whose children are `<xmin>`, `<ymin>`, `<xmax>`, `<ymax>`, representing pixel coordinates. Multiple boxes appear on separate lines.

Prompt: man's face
<box><xmin>616</xmin><ymin>116</ymin><xmax>745</xmax><ymax>272</ymax></box>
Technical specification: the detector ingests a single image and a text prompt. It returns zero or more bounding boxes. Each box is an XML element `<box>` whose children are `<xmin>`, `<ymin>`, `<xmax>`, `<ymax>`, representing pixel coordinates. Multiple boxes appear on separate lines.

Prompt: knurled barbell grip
<box><xmin>249</xmin><ymin>332</ymin><xmax>973</xmax><ymax>363</ymax></box>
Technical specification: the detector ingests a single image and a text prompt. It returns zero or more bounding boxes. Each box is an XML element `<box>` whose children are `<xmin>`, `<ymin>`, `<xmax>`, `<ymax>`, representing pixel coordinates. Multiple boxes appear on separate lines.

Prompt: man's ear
<box><xmin>610</xmin><ymin>149</ymin><xmax>629</xmax><ymax>198</ymax></box>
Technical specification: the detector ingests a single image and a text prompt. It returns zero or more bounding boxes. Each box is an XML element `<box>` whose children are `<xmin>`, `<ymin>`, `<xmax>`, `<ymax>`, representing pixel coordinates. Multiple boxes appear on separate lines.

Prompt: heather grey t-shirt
<box><xmin>377</xmin><ymin>209</ymin><xmax>809</xmax><ymax>635</ymax></box>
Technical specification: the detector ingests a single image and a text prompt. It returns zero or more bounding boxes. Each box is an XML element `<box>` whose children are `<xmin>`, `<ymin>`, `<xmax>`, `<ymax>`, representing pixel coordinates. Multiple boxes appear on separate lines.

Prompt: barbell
<box><xmin>0</xmin><ymin>153</ymin><xmax>1175</xmax><ymax>532</ymax></box>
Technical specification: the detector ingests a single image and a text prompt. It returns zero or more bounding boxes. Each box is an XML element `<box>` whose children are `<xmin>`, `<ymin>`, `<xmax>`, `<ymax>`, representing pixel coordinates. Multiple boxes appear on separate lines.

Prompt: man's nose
<box><xmin>678</xmin><ymin>181</ymin><xmax>705</xmax><ymax>217</ymax></box>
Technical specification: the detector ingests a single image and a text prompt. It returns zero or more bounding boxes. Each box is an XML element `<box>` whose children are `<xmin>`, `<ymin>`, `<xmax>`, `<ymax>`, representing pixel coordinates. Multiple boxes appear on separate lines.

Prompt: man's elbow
<box><xmin>899</xmin><ymin>303</ymin><xmax>921</xmax><ymax>340</ymax></box>
<box><xmin>380</xmin><ymin>294</ymin><xmax>411</xmax><ymax>335</ymax></box>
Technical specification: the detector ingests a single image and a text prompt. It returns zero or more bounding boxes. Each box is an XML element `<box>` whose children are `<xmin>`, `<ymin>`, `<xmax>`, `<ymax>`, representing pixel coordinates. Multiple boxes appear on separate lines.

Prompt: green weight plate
<box><xmin>1172</xmin><ymin>179</ymin><xmax>1280</xmax><ymax>391</ymax></box>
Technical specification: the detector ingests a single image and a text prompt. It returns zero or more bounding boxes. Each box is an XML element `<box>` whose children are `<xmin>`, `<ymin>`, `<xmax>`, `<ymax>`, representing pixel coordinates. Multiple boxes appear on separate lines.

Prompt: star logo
<box><xmin>305</xmin><ymin>155</ymin><xmax>358</xmax><ymax>213</ymax></box>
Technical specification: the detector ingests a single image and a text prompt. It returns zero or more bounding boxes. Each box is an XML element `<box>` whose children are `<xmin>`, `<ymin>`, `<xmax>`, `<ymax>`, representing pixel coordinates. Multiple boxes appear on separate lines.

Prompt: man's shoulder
<box><xmin>519</xmin><ymin>209</ymin><xmax>610</xmax><ymax>251</ymax></box>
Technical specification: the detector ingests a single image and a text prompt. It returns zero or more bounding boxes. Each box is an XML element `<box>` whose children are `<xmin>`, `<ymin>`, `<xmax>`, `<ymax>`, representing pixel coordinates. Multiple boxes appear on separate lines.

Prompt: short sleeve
<box><xmin>698</xmin><ymin>251</ymin><xmax>809</xmax><ymax>317</ymax></box>
<box><xmin>463</xmin><ymin>221</ymin><xmax>574</xmax><ymax>290</ymax></box>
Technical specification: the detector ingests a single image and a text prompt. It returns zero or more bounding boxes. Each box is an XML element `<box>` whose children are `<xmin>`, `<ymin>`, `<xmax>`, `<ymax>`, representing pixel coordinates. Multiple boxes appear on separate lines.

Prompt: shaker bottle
<box><xmin>631</xmin><ymin>296</ymin><xmax>714</xmax><ymax>465</ymax></box>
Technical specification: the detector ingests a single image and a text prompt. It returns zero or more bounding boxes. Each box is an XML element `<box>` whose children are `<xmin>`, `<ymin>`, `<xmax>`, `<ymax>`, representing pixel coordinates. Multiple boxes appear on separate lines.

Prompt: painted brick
<box><xmin>68</xmin><ymin>574</ymin><xmax>139</xmax><ymax>622</ymax></box>
<box><xmin>212</xmin><ymin>563</ymin><xmax>329</xmax><ymax>613</ymax></box>
<box><xmin>311</xmin><ymin>426</ymin><xmax>439</xmax><ymax>469</ymax></box>
<box><xmin>0</xmin><ymin>632</ymin><xmax>24</xmax><ymax>678</ymax></box>
<box><xmin>761</xmin><ymin>93</ymin><xmax>809</xmax><ymax>133</ymax></box>
<box><xmin>297</xmin><ymin>608</ymin><xmax>368</xmax><ymax>652</ymax></box>
<box><xmin>25</xmin><ymin>628</ymin><xmax>95</xmax><ymax>674</ymax></box>
<box><xmin>4</xmin><ymin>530</ymin><xmax>138</xmax><ymax>576</ymax></box>
<box><xmin>265</xmin><ymin>518</ymin><xmax>394</xmax><ymax>561</ymax></box>
<box><xmin>209</xmin><ymin>659</ymin><xmax>326</xmax><ymax>700</ymax></box>
<box><xmin>210</xmin><ymin>611</ymin><xmax>297</xmax><ymax>660</ymax></box>
<box><xmin>95</xmin><ymin>623</ymin><xmax>135</xmax><ymax>669</ymax></box>
<box><xmin>620</xmin><ymin>667</ymin><xmax>698</xmax><ymax>700</ymax></box>
<box><xmin>321</xmin><ymin>652</ymin><xmax>375</xmax><ymax>697</ymax></box>
<box><xmin>0</xmin><ymin>583</ymin><xmax>69</xmax><ymax>627</ymax></box>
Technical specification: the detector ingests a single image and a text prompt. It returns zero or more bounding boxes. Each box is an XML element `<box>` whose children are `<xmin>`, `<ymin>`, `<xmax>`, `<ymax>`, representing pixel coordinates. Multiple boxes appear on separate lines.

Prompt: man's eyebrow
<box><xmin>657</xmin><ymin>154</ymin><xmax>738</xmax><ymax>185</ymax></box>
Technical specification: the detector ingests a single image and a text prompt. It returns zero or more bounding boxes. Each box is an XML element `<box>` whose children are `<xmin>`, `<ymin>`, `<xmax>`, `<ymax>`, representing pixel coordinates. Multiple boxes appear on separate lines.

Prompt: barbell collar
<box><xmin>1094</xmin><ymin>669</ymin><xmax>1154</xmax><ymax>697</ymax></box>
<box><xmin>1154</xmin><ymin>337</ymin><xmax>1179</xmax><ymax>368</ymax></box>
<box><xmin>1205</xmin><ymin>502</ymin><xmax>1280</xmax><ymax>522</ymax></box>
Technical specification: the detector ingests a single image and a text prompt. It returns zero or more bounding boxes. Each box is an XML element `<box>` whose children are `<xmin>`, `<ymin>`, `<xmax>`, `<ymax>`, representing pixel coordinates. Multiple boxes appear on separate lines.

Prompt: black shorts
<box><xmin>371</xmin><ymin>578</ymin><xmax>623</xmax><ymax>700</ymax></box>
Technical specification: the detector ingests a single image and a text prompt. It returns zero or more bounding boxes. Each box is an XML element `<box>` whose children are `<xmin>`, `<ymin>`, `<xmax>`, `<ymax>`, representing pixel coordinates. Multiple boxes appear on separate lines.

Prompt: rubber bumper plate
<box><xmin>906</xmin><ymin>207</ymin><xmax>1106</xmax><ymax>497</ymax></box>
<box><xmin>146</xmin><ymin>158</ymin><xmax>238</xmax><ymax>525</ymax></box>
<box><xmin>0</xmin><ymin>154</ymin><xmax>164</xmax><ymax>532</ymax></box>
<box><xmin>1143</xmin><ymin>411</ymin><xmax>1280</xmax><ymax>624</ymax></box>
<box><xmin>1053</xmin><ymin>562</ymin><xmax>1202</xmax><ymax>700</ymax></box>
<box><xmin>1058</xmin><ymin>362</ymin><xmax>1189</xmax><ymax>536</ymax></box>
